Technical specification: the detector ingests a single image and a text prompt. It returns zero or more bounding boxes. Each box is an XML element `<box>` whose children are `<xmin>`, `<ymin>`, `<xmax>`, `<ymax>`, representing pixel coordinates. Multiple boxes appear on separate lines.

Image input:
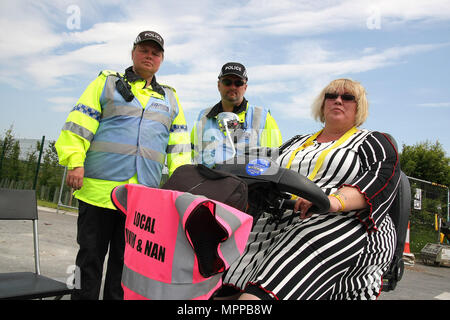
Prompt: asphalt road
<box><xmin>1</xmin><ymin>207</ymin><xmax>449</xmax><ymax>300</ymax></box>
<box><xmin>0</xmin><ymin>207</ymin><xmax>79</xmax><ymax>289</ymax></box>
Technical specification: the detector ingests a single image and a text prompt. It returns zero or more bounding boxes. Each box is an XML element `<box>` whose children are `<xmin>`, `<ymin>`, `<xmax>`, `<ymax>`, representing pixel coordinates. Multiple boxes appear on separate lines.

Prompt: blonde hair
<box><xmin>311</xmin><ymin>78</ymin><xmax>369</xmax><ymax>127</ymax></box>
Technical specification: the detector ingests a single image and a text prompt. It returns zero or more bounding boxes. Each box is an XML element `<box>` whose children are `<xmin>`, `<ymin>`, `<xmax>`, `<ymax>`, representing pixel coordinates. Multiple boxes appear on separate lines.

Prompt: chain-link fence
<box><xmin>0</xmin><ymin>135</ymin><xmax>77</xmax><ymax>211</ymax></box>
<box><xmin>408</xmin><ymin>176</ymin><xmax>449</xmax><ymax>253</ymax></box>
<box><xmin>0</xmin><ymin>137</ymin><xmax>43</xmax><ymax>189</ymax></box>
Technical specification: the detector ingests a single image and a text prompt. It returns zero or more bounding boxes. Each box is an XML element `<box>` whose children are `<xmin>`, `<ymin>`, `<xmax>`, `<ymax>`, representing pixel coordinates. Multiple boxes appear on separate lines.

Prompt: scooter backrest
<box><xmin>382</xmin><ymin>133</ymin><xmax>411</xmax><ymax>258</ymax></box>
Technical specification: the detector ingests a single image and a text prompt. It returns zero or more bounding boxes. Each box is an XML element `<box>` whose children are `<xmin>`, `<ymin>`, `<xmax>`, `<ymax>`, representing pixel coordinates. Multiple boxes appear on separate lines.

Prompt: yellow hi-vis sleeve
<box><xmin>166</xmin><ymin>90</ymin><xmax>192</xmax><ymax>176</ymax></box>
<box><xmin>260</xmin><ymin>112</ymin><xmax>283</xmax><ymax>148</ymax></box>
<box><xmin>190</xmin><ymin>123</ymin><xmax>199</xmax><ymax>162</ymax></box>
<box><xmin>55</xmin><ymin>74</ymin><xmax>106</xmax><ymax>169</ymax></box>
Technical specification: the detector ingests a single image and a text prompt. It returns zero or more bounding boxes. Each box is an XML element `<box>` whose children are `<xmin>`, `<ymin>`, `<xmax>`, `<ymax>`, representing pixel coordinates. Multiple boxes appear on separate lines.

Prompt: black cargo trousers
<box><xmin>71</xmin><ymin>200</ymin><xmax>125</xmax><ymax>300</ymax></box>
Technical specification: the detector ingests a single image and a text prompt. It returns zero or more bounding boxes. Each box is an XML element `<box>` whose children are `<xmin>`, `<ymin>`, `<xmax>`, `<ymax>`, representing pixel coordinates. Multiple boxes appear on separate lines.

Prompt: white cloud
<box><xmin>243</xmin><ymin>0</ymin><xmax>450</xmax><ymax>35</ymax></box>
<box><xmin>0</xmin><ymin>2</ymin><xmax>63</xmax><ymax>60</ymax></box>
<box><xmin>243</xmin><ymin>43</ymin><xmax>448</xmax><ymax>119</ymax></box>
<box><xmin>47</xmin><ymin>96</ymin><xmax>78</xmax><ymax>112</ymax></box>
<box><xmin>248</xmin><ymin>43</ymin><xmax>444</xmax><ymax>81</ymax></box>
<box><xmin>159</xmin><ymin>72</ymin><xmax>219</xmax><ymax>111</ymax></box>
<box><xmin>2</xmin><ymin>0</ymin><xmax>449</xmax><ymax>86</ymax></box>
<box><xmin>1</xmin><ymin>0</ymin><xmax>450</xmax><ymax>117</ymax></box>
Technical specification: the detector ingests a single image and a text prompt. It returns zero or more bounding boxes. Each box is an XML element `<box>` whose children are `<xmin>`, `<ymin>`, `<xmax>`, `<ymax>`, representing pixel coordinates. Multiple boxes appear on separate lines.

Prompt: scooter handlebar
<box><xmin>279</xmin><ymin>199</ymin><xmax>297</xmax><ymax>210</ymax></box>
<box><xmin>276</xmin><ymin>167</ymin><xmax>330</xmax><ymax>214</ymax></box>
<box><xmin>215</xmin><ymin>156</ymin><xmax>330</xmax><ymax>214</ymax></box>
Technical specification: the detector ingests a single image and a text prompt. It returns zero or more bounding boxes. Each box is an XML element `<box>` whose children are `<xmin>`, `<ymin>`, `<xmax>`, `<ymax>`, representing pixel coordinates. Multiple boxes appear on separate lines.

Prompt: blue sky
<box><xmin>1</xmin><ymin>0</ymin><xmax>450</xmax><ymax>156</ymax></box>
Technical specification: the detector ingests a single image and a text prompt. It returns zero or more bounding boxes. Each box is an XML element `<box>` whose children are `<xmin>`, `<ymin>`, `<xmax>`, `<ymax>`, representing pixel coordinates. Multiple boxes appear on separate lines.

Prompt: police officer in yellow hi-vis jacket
<box><xmin>55</xmin><ymin>31</ymin><xmax>191</xmax><ymax>300</ymax></box>
<box><xmin>191</xmin><ymin>62</ymin><xmax>282</xmax><ymax>166</ymax></box>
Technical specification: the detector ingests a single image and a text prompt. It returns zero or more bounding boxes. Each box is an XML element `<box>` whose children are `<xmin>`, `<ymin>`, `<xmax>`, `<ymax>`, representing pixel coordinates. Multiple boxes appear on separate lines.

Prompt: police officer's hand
<box><xmin>67</xmin><ymin>167</ymin><xmax>84</xmax><ymax>190</ymax></box>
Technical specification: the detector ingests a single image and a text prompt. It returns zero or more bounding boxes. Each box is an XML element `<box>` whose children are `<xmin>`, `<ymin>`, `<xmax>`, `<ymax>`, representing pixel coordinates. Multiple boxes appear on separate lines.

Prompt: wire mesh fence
<box><xmin>408</xmin><ymin>176</ymin><xmax>449</xmax><ymax>253</ymax></box>
<box><xmin>0</xmin><ymin>135</ymin><xmax>78</xmax><ymax>211</ymax></box>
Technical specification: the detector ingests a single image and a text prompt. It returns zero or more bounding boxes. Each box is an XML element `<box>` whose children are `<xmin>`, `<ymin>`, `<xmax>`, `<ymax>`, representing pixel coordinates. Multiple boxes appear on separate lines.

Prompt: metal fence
<box><xmin>408</xmin><ymin>176</ymin><xmax>449</xmax><ymax>253</ymax></box>
<box><xmin>0</xmin><ymin>136</ymin><xmax>77</xmax><ymax>211</ymax></box>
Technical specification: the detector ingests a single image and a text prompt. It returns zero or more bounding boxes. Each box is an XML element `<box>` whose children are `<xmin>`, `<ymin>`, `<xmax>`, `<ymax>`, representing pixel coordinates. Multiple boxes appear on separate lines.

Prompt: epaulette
<box><xmin>98</xmin><ymin>70</ymin><xmax>121</xmax><ymax>77</ymax></box>
<box><xmin>160</xmin><ymin>84</ymin><xmax>177</xmax><ymax>93</ymax></box>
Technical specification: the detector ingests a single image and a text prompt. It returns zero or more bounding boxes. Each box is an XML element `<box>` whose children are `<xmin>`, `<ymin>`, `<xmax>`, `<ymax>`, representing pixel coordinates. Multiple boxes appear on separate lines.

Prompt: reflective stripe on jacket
<box><xmin>194</xmin><ymin>104</ymin><xmax>268</xmax><ymax>166</ymax></box>
<box><xmin>83</xmin><ymin>74</ymin><xmax>178</xmax><ymax>187</ymax></box>
<box><xmin>111</xmin><ymin>184</ymin><xmax>253</xmax><ymax>300</ymax></box>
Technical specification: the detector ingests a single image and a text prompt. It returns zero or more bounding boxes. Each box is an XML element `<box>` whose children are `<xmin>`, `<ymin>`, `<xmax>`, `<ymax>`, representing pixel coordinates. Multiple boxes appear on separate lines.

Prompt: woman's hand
<box><xmin>294</xmin><ymin>197</ymin><xmax>313</xmax><ymax>219</ymax></box>
<box><xmin>66</xmin><ymin>167</ymin><xmax>84</xmax><ymax>190</ymax></box>
<box><xmin>294</xmin><ymin>187</ymin><xmax>369</xmax><ymax>218</ymax></box>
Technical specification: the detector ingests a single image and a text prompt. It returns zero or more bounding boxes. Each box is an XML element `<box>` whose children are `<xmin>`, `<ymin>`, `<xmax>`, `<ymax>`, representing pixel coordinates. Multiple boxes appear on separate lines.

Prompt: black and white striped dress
<box><xmin>221</xmin><ymin>129</ymin><xmax>400</xmax><ymax>300</ymax></box>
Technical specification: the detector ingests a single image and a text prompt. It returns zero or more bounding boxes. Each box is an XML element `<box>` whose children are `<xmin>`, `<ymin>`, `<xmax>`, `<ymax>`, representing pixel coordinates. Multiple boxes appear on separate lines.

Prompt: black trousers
<box><xmin>71</xmin><ymin>200</ymin><xmax>125</xmax><ymax>300</ymax></box>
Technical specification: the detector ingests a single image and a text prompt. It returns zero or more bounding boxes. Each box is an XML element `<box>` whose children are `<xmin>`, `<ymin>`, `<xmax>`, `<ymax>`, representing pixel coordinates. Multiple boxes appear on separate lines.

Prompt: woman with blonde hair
<box><xmin>217</xmin><ymin>78</ymin><xmax>400</xmax><ymax>300</ymax></box>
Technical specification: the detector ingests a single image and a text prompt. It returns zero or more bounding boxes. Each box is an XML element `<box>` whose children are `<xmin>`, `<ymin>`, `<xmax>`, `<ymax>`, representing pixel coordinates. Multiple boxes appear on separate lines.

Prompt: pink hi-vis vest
<box><xmin>111</xmin><ymin>184</ymin><xmax>253</xmax><ymax>300</ymax></box>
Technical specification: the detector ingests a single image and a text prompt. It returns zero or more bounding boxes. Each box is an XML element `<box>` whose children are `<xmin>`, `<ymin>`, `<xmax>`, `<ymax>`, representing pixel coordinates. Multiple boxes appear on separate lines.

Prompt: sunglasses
<box><xmin>221</xmin><ymin>78</ymin><xmax>246</xmax><ymax>87</ymax></box>
<box><xmin>324</xmin><ymin>93</ymin><xmax>356</xmax><ymax>101</ymax></box>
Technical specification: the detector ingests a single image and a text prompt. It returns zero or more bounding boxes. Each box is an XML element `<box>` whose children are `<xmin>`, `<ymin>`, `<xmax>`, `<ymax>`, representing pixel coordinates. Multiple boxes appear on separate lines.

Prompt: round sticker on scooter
<box><xmin>246</xmin><ymin>158</ymin><xmax>271</xmax><ymax>176</ymax></box>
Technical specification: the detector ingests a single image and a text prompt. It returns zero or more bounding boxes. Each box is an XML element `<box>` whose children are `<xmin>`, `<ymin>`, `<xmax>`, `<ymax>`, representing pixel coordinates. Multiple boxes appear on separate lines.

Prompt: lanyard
<box><xmin>286</xmin><ymin>126</ymin><xmax>357</xmax><ymax>181</ymax></box>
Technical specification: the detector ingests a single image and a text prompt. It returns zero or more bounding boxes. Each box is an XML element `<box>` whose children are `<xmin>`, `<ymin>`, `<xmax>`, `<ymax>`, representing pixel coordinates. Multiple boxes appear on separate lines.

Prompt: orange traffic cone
<box><xmin>403</xmin><ymin>221</ymin><xmax>415</xmax><ymax>265</ymax></box>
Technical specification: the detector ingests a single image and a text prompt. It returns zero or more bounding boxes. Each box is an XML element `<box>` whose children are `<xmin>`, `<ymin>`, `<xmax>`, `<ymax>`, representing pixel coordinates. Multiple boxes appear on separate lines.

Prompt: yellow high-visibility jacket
<box><xmin>191</xmin><ymin>100</ymin><xmax>282</xmax><ymax>165</ymax></box>
<box><xmin>55</xmin><ymin>69</ymin><xmax>191</xmax><ymax>209</ymax></box>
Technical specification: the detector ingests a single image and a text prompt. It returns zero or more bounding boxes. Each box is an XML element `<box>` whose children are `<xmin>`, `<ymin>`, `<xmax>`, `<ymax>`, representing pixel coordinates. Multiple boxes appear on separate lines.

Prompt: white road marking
<box><xmin>435</xmin><ymin>292</ymin><xmax>450</xmax><ymax>300</ymax></box>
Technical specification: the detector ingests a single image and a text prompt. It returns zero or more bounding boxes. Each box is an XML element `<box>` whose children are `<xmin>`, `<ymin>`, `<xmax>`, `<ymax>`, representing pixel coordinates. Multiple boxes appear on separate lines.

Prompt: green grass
<box><xmin>410</xmin><ymin>223</ymin><xmax>439</xmax><ymax>254</ymax></box>
<box><xmin>37</xmin><ymin>199</ymin><xmax>78</xmax><ymax>213</ymax></box>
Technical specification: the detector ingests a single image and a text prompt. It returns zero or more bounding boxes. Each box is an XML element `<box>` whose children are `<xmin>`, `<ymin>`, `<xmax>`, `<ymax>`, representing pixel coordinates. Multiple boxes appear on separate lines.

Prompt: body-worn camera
<box><xmin>115</xmin><ymin>74</ymin><xmax>134</xmax><ymax>102</ymax></box>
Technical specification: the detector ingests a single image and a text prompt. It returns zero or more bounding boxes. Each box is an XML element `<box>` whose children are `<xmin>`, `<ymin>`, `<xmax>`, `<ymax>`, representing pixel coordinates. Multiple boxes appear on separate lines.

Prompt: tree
<box><xmin>0</xmin><ymin>126</ymin><xmax>17</xmax><ymax>180</ymax></box>
<box><xmin>39</xmin><ymin>141</ymin><xmax>64</xmax><ymax>199</ymax></box>
<box><xmin>400</xmin><ymin>140</ymin><xmax>450</xmax><ymax>187</ymax></box>
<box><xmin>9</xmin><ymin>140</ymin><xmax>21</xmax><ymax>181</ymax></box>
<box><xmin>0</xmin><ymin>128</ymin><xmax>21</xmax><ymax>182</ymax></box>
<box><xmin>23</xmin><ymin>141</ymin><xmax>39</xmax><ymax>184</ymax></box>
<box><xmin>0</xmin><ymin>126</ymin><xmax>65</xmax><ymax>199</ymax></box>
<box><xmin>400</xmin><ymin>141</ymin><xmax>449</xmax><ymax>251</ymax></box>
